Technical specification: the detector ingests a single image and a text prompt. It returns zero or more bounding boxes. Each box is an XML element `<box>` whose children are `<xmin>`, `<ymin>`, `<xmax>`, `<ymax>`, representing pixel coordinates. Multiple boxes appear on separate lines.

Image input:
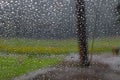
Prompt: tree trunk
<box><xmin>76</xmin><ymin>0</ymin><xmax>89</xmax><ymax>66</ymax></box>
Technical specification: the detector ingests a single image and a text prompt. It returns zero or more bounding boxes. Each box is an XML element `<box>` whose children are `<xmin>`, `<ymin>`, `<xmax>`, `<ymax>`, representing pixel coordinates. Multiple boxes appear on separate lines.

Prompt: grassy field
<box><xmin>0</xmin><ymin>37</ymin><xmax>120</xmax><ymax>80</ymax></box>
<box><xmin>88</xmin><ymin>37</ymin><xmax>120</xmax><ymax>53</ymax></box>
<box><xmin>0</xmin><ymin>38</ymin><xmax>78</xmax><ymax>55</ymax></box>
<box><xmin>0</xmin><ymin>38</ymin><xmax>120</xmax><ymax>54</ymax></box>
<box><xmin>0</xmin><ymin>55</ymin><xmax>62</xmax><ymax>80</ymax></box>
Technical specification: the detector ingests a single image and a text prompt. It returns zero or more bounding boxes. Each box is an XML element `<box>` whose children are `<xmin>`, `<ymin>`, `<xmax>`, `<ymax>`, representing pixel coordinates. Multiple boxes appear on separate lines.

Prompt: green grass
<box><xmin>88</xmin><ymin>37</ymin><xmax>120</xmax><ymax>53</ymax></box>
<box><xmin>0</xmin><ymin>55</ymin><xmax>61</xmax><ymax>80</ymax></box>
<box><xmin>0</xmin><ymin>37</ymin><xmax>120</xmax><ymax>54</ymax></box>
<box><xmin>0</xmin><ymin>38</ymin><xmax>78</xmax><ymax>55</ymax></box>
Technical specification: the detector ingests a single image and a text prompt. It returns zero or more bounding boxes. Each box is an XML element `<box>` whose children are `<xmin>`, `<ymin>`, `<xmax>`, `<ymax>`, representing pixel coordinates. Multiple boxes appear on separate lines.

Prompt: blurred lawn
<box><xmin>0</xmin><ymin>38</ymin><xmax>78</xmax><ymax>55</ymax></box>
<box><xmin>0</xmin><ymin>56</ymin><xmax>61</xmax><ymax>80</ymax></box>
<box><xmin>0</xmin><ymin>38</ymin><xmax>120</xmax><ymax>54</ymax></box>
<box><xmin>88</xmin><ymin>37</ymin><xmax>120</xmax><ymax>53</ymax></box>
<box><xmin>0</xmin><ymin>37</ymin><xmax>120</xmax><ymax>80</ymax></box>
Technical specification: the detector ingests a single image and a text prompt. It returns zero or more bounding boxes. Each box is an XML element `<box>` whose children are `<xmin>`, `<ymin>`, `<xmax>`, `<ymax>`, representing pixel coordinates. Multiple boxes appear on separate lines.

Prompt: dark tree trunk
<box><xmin>76</xmin><ymin>0</ymin><xmax>89</xmax><ymax>66</ymax></box>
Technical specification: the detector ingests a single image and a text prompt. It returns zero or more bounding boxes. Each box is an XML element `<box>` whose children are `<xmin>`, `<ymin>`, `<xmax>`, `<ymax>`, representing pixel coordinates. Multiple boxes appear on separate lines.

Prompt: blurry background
<box><xmin>0</xmin><ymin>0</ymin><xmax>119</xmax><ymax>39</ymax></box>
<box><xmin>0</xmin><ymin>0</ymin><xmax>120</xmax><ymax>80</ymax></box>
